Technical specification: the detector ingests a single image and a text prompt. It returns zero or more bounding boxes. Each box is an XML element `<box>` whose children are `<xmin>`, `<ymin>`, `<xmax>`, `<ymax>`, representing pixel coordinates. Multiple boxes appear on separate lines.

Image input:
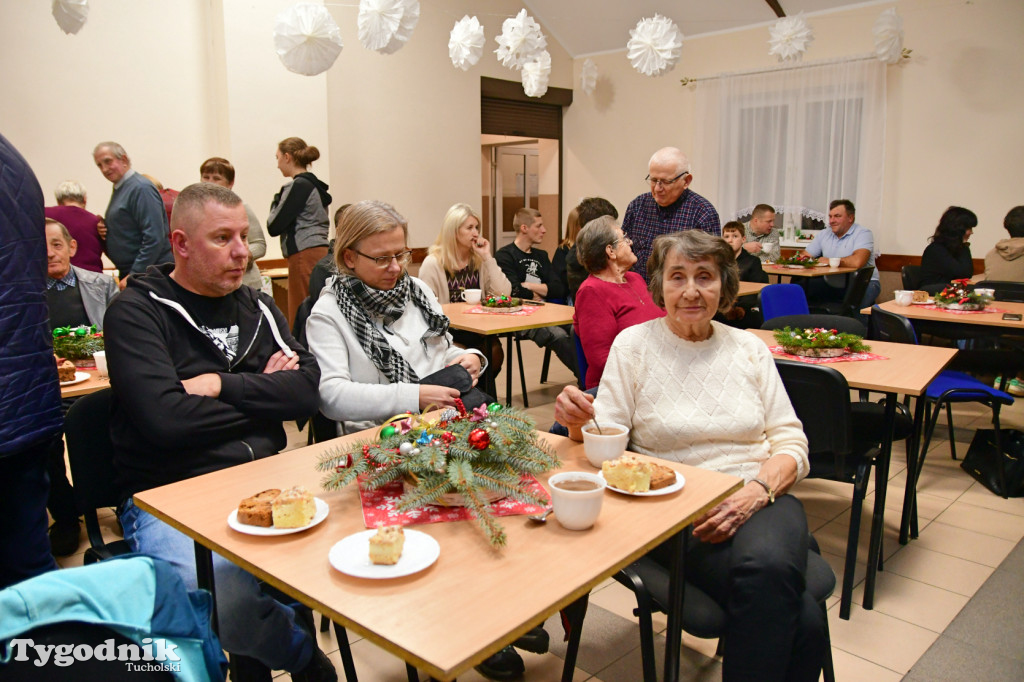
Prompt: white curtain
<box><xmin>696</xmin><ymin>57</ymin><xmax>886</xmax><ymax>239</ymax></box>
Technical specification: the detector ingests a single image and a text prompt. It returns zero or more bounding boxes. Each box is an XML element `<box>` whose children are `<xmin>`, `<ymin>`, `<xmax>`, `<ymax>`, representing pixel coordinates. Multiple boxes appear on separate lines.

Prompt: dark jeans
<box><xmin>46</xmin><ymin>398</ymin><xmax>79</xmax><ymax>525</ymax></box>
<box><xmin>651</xmin><ymin>496</ymin><xmax>826</xmax><ymax>682</ymax></box>
<box><xmin>0</xmin><ymin>440</ymin><xmax>59</xmax><ymax>588</ymax></box>
<box><xmin>521</xmin><ymin>324</ymin><xmax>579</xmax><ymax>381</ymax></box>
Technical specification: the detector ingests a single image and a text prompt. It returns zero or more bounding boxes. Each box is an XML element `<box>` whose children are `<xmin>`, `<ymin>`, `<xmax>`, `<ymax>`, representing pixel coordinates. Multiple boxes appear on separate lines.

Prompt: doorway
<box><xmin>481</xmin><ymin>137</ymin><xmax>559</xmax><ymax>255</ymax></box>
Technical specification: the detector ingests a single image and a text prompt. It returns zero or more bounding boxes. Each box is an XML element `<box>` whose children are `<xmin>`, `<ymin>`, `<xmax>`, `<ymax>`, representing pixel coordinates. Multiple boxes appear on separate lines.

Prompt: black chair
<box><xmin>761</xmin><ymin>313</ymin><xmax>867</xmax><ymax>337</ymax></box>
<box><xmin>64</xmin><ymin>389</ymin><xmax>131</xmax><ymax>565</ymax></box>
<box><xmin>811</xmin><ymin>266</ymin><xmax>875</xmax><ymax>318</ymax></box>
<box><xmin>775</xmin><ymin>359</ymin><xmax>912</xmax><ymax>620</ymax></box>
<box><xmin>983</xmin><ymin>280</ymin><xmax>1024</xmax><ymax>303</ymax></box>
<box><xmin>613</xmin><ymin>536</ymin><xmax>835</xmax><ymax>682</ymax></box>
<box><xmin>901</xmin><ymin>264</ymin><xmax>923</xmax><ymax>291</ymax></box>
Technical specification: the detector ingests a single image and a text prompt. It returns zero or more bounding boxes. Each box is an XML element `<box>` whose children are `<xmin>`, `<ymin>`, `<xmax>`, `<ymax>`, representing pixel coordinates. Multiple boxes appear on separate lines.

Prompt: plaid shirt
<box><xmin>622</xmin><ymin>189</ymin><xmax>721</xmax><ymax>282</ymax></box>
<box><xmin>46</xmin><ymin>268</ymin><xmax>78</xmax><ymax>291</ymax></box>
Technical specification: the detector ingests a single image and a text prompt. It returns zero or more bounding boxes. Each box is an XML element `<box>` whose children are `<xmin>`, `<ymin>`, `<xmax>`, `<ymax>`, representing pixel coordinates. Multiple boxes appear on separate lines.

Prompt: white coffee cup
<box><xmin>828</xmin><ymin>257</ymin><xmax>842</xmax><ymax>268</ymax></box>
<box><xmin>548</xmin><ymin>472</ymin><xmax>606</xmax><ymax>530</ymax></box>
<box><xmin>894</xmin><ymin>290</ymin><xmax>913</xmax><ymax>306</ymax></box>
<box><xmin>461</xmin><ymin>288</ymin><xmax>482</xmax><ymax>304</ymax></box>
<box><xmin>93</xmin><ymin>350</ymin><xmax>108</xmax><ymax>377</ymax></box>
<box><xmin>581</xmin><ymin>422</ymin><xmax>630</xmax><ymax>468</ymax></box>
<box><xmin>975</xmin><ymin>288</ymin><xmax>995</xmax><ymax>299</ymax></box>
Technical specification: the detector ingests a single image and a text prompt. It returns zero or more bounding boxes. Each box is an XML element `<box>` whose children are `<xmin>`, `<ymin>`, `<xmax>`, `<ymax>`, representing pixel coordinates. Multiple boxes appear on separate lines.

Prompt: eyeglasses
<box><xmin>611</xmin><ymin>236</ymin><xmax>633</xmax><ymax>248</ymax></box>
<box><xmin>353</xmin><ymin>249</ymin><xmax>413</xmax><ymax>269</ymax></box>
<box><xmin>645</xmin><ymin>171</ymin><xmax>689</xmax><ymax>188</ymax></box>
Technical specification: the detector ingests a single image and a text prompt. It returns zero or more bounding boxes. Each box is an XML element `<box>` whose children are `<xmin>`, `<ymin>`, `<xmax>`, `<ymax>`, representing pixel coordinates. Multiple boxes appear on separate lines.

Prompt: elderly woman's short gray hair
<box><xmin>575</xmin><ymin>216</ymin><xmax>621</xmax><ymax>274</ymax></box>
<box><xmin>647</xmin><ymin>231</ymin><xmax>739</xmax><ymax>313</ymax></box>
<box><xmin>54</xmin><ymin>181</ymin><xmax>86</xmax><ymax>205</ymax></box>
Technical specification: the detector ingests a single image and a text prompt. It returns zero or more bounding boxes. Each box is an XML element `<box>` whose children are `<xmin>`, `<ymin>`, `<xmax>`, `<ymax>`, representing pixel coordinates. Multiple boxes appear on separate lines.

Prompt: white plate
<box><xmin>329</xmin><ymin>529</ymin><xmax>440</xmax><ymax>579</ymax></box>
<box><xmin>227</xmin><ymin>497</ymin><xmax>329</xmax><ymax>536</ymax></box>
<box><xmin>599</xmin><ymin>471</ymin><xmax>685</xmax><ymax>497</ymax></box>
<box><xmin>911</xmin><ymin>299</ymin><xmax>934</xmax><ymax>305</ymax></box>
<box><xmin>60</xmin><ymin>371</ymin><xmax>90</xmax><ymax>387</ymax></box>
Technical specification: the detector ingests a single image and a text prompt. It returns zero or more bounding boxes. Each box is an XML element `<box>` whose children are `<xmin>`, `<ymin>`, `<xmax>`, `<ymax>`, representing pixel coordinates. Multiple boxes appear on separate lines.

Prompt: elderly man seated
<box><xmin>44</xmin><ymin>218</ymin><xmax>119</xmax><ymax>556</ymax></box>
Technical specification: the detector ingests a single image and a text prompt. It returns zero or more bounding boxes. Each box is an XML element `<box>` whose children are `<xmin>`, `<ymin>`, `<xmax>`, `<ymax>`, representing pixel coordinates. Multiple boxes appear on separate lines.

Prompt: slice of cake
<box><xmin>648</xmin><ymin>463</ymin><xmax>677</xmax><ymax>490</ymax></box>
<box><xmin>602</xmin><ymin>455</ymin><xmax>653</xmax><ymax>493</ymax></box>
<box><xmin>912</xmin><ymin>290</ymin><xmax>930</xmax><ymax>303</ymax></box>
<box><xmin>271</xmin><ymin>486</ymin><xmax>316</xmax><ymax>528</ymax></box>
<box><xmin>56</xmin><ymin>356</ymin><xmax>76</xmax><ymax>383</ymax></box>
<box><xmin>236</xmin><ymin>489</ymin><xmax>281</xmax><ymax>527</ymax></box>
<box><xmin>369</xmin><ymin>525</ymin><xmax>405</xmax><ymax>565</ymax></box>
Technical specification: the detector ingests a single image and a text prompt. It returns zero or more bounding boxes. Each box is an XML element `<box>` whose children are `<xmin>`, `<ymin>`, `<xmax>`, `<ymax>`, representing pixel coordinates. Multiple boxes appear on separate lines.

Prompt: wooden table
<box><xmin>60</xmin><ymin>369</ymin><xmax>110</xmax><ymax>399</ymax></box>
<box><xmin>870</xmin><ymin>299</ymin><xmax>1024</xmax><ymax>333</ymax></box>
<box><xmin>443</xmin><ymin>302</ymin><xmax>576</xmax><ymax>407</ymax></box>
<box><xmin>761</xmin><ymin>263</ymin><xmax>859</xmax><ymax>283</ymax></box>
<box><xmin>134</xmin><ymin>432</ymin><xmax>741</xmax><ymax>682</ymax></box>
<box><xmin>737</xmin><ymin>281</ymin><xmax>769</xmax><ymax>297</ymax></box>
<box><xmin>750</xmin><ymin>329</ymin><xmax>956</xmax><ymax>613</ymax></box>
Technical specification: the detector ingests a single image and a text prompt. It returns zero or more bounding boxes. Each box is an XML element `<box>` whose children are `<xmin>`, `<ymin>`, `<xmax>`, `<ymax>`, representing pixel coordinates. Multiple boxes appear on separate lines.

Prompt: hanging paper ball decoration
<box><xmin>273</xmin><ymin>3</ymin><xmax>344</xmax><ymax>76</ymax></box>
<box><xmin>580</xmin><ymin>58</ymin><xmax>598</xmax><ymax>96</ymax></box>
<box><xmin>627</xmin><ymin>14</ymin><xmax>683</xmax><ymax>77</ymax></box>
<box><xmin>495</xmin><ymin>9</ymin><xmax>547</xmax><ymax>71</ymax></box>
<box><xmin>358</xmin><ymin>0</ymin><xmax>419</xmax><ymax>54</ymax></box>
<box><xmin>468</xmin><ymin>428</ymin><xmax>490</xmax><ymax>450</ymax></box>
<box><xmin>872</xmin><ymin>8</ymin><xmax>905</xmax><ymax>65</ymax></box>
<box><xmin>487</xmin><ymin>402</ymin><xmax>502</xmax><ymax>413</ymax></box>
<box><xmin>767</xmin><ymin>13</ymin><xmax>813</xmax><ymax>63</ymax></box>
<box><xmin>521</xmin><ymin>50</ymin><xmax>551</xmax><ymax>98</ymax></box>
<box><xmin>379</xmin><ymin>0</ymin><xmax>420</xmax><ymax>55</ymax></box>
<box><xmin>52</xmin><ymin>0</ymin><xmax>88</xmax><ymax>35</ymax></box>
<box><xmin>449</xmin><ymin>15</ymin><xmax>485</xmax><ymax>71</ymax></box>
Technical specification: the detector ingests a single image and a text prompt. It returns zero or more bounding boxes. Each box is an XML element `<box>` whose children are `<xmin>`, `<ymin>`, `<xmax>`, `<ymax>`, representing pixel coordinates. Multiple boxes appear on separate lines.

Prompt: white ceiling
<box><xmin>522</xmin><ymin>0</ymin><xmax>887</xmax><ymax>58</ymax></box>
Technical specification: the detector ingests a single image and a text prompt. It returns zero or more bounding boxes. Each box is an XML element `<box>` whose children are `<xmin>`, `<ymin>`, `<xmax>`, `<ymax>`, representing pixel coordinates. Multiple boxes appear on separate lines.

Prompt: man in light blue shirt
<box><xmin>800</xmin><ymin>199</ymin><xmax>880</xmax><ymax>308</ymax></box>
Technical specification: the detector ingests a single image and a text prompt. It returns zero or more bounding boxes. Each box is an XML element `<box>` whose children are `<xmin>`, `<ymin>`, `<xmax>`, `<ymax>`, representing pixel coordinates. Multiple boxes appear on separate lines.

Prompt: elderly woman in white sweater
<box><xmin>306</xmin><ymin>200</ymin><xmax>485</xmax><ymax>435</ymax></box>
<box><xmin>555</xmin><ymin>230</ymin><xmax>824</xmax><ymax>682</ymax></box>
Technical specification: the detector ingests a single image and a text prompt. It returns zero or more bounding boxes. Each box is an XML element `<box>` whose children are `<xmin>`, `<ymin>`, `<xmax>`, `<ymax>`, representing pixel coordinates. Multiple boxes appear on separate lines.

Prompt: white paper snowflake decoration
<box><xmin>580</xmin><ymin>58</ymin><xmax>598</xmax><ymax>96</ymax></box>
<box><xmin>627</xmin><ymin>15</ymin><xmax>683</xmax><ymax>77</ymax></box>
<box><xmin>379</xmin><ymin>0</ymin><xmax>419</xmax><ymax>55</ymax></box>
<box><xmin>358</xmin><ymin>0</ymin><xmax>418</xmax><ymax>53</ymax></box>
<box><xmin>522</xmin><ymin>50</ymin><xmax>551</xmax><ymax>98</ymax></box>
<box><xmin>495</xmin><ymin>9</ymin><xmax>547</xmax><ymax>71</ymax></box>
<box><xmin>872</xmin><ymin>8</ymin><xmax>905</xmax><ymax>64</ymax></box>
<box><xmin>768</xmin><ymin>13</ymin><xmax>813</xmax><ymax>62</ymax></box>
<box><xmin>449</xmin><ymin>15</ymin><xmax>485</xmax><ymax>70</ymax></box>
<box><xmin>52</xmin><ymin>0</ymin><xmax>88</xmax><ymax>35</ymax></box>
<box><xmin>273</xmin><ymin>4</ymin><xmax>344</xmax><ymax>76</ymax></box>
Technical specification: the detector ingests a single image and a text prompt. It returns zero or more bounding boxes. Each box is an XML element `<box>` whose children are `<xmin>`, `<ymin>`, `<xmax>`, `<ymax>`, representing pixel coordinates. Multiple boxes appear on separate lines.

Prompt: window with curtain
<box><xmin>697</xmin><ymin>58</ymin><xmax>886</xmax><ymax>241</ymax></box>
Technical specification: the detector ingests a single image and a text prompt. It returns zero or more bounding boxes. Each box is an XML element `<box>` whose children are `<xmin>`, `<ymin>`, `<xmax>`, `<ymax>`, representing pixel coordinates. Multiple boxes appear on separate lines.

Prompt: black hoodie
<box><xmin>103</xmin><ymin>263</ymin><xmax>321</xmax><ymax>499</ymax></box>
<box><xmin>267</xmin><ymin>171</ymin><xmax>331</xmax><ymax>257</ymax></box>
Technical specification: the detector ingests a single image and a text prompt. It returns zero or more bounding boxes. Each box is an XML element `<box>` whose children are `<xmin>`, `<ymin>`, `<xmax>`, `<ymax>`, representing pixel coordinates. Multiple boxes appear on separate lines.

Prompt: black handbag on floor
<box><xmin>961</xmin><ymin>429</ymin><xmax>1024</xmax><ymax>498</ymax></box>
<box><xmin>418</xmin><ymin>364</ymin><xmax>493</xmax><ymax>412</ymax></box>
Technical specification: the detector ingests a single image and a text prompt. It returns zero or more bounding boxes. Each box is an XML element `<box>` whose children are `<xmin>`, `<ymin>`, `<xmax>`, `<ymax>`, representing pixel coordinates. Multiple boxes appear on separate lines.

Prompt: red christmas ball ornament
<box><xmin>441</xmin><ymin>431</ymin><xmax>457</xmax><ymax>444</ymax></box>
<box><xmin>467</xmin><ymin>428</ymin><xmax>490</xmax><ymax>450</ymax></box>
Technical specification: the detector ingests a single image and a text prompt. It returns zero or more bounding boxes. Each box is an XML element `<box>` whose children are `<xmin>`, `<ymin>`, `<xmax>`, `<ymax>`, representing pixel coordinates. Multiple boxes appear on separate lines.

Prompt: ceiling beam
<box><xmin>764</xmin><ymin>0</ymin><xmax>786</xmax><ymax>18</ymax></box>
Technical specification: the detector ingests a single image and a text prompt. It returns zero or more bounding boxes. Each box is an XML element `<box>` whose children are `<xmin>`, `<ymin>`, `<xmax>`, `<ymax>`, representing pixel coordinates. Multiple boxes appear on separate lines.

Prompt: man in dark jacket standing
<box><xmin>103</xmin><ymin>182</ymin><xmax>335</xmax><ymax>681</ymax></box>
<box><xmin>0</xmin><ymin>133</ymin><xmax>63</xmax><ymax>588</ymax></box>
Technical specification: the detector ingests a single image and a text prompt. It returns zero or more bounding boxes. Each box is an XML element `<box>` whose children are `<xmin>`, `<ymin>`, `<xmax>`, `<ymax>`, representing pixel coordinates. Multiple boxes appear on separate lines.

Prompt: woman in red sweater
<box><xmin>573</xmin><ymin>215</ymin><xmax>664</xmax><ymax>388</ymax></box>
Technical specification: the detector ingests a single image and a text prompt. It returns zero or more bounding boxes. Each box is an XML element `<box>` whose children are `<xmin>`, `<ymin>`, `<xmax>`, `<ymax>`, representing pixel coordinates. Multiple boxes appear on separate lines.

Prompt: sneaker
<box><xmin>474</xmin><ymin>646</ymin><xmax>525</xmax><ymax>681</ymax></box>
<box><xmin>512</xmin><ymin>625</ymin><xmax>549</xmax><ymax>654</ymax></box>
<box><xmin>48</xmin><ymin>520</ymin><xmax>81</xmax><ymax>557</ymax></box>
<box><xmin>291</xmin><ymin>647</ymin><xmax>338</xmax><ymax>682</ymax></box>
<box><xmin>994</xmin><ymin>376</ymin><xmax>1004</xmax><ymax>390</ymax></box>
<box><xmin>1008</xmin><ymin>379</ymin><xmax>1024</xmax><ymax>397</ymax></box>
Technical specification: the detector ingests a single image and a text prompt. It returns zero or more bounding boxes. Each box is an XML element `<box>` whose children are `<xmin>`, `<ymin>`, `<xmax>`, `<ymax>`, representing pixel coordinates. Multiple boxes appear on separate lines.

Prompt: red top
<box><xmin>45</xmin><ymin>205</ymin><xmax>104</xmax><ymax>273</ymax></box>
<box><xmin>573</xmin><ymin>271</ymin><xmax>665</xmax><ymax>389</ymax></box>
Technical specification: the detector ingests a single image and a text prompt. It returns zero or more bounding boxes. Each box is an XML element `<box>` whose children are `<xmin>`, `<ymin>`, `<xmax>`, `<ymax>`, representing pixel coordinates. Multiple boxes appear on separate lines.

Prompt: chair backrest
<box><xmin>982</xmin><ymin>280</ymin><xmax>1024</xmax><ymax>303</ymax></box>
<box><xmin>901</xmin><ymin>264</ymin><xmax>923</xmax><ymax>290</ymax></box>
<box><xmin>774</xmin><ymin>359</ymin><xmax>852</xmax><ymax>461</ymax></box>
<box><xmin>870</xmin><ymin>305</ymin><xmax>919</xmax><ymax>345</ymax></box>
<box><xmin>64</xmin><ymin>389</ymin><xmax>124</xmax><ymax>560</ymax></box>
<box><xmin>839</xmin><ymin>266</ymin><xmax>876</xmax><ymax>312</ymax></box>
<box><xmin>572</xmin><ymin>328</ymin><xmax>588</xmax><ymax>390</ymax></box>
<box><xmin>760</xmin><ymin>314</ymin><xmax>867</xmax><ymax>337</ymax></box>
<box><xmin>759</xmin><ymin>283</ymin><xmax>810</xmax><ymax>321</ymax></box>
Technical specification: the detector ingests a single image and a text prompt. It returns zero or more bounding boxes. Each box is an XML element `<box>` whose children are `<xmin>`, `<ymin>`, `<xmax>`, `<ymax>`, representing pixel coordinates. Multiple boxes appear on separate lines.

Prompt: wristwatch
<box><xmin>751</xmin><ymin>477</ymin><xmax>775</xmax><ymax>504</ymax></box>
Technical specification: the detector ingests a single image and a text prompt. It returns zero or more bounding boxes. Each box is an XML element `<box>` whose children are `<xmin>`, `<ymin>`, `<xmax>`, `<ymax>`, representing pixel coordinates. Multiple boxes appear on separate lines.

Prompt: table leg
<box><xmin>561</xmin><ymin>594</ymin><xmax>590</xmax><ymax>682</ymax></box>
<box><xmin>195</xmin><ymin>542</ymin><xmax>218</xmax><ymax>634</ymax></box>
<box><xmin>480</xmin><ymin>335</ymin><xmax>497</xmax><ymax>400</ymax></box>
<box><xmin>664</xmin><ymin>530</ymin><xmax>688</xmax><ymax>682</ymax></box>
<box><xmin>503</xmin><ymin>334</ymin><xmax>514</xmax><ymax>408</ymax></box>
<box><xmin>863</xmin><ymin>393</ymin><xmax>896</xmax><ymax>611</ymax></box>
<box><xmin>899</xmin><ymin>397</ymin><xmax>927</xmax><ymax>544</ymax></box>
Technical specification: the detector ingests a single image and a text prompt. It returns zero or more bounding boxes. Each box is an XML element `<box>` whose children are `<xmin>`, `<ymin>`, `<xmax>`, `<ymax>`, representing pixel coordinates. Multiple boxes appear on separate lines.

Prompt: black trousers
<box><xmin>45</xmin><ymin>398</ymin><xmax>79</xmax><ymax>525</ymax></box>
<box><xmin>0</xmin><ymin>441</ymin><xmax>59</xmax><ymax>588</ymax></box>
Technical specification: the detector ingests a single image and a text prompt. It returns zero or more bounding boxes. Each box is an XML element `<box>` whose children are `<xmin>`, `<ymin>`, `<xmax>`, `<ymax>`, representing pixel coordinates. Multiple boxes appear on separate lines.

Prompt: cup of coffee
<box><xmin>93</xmin><ymin>350</ymin><xmax>108</xmax><ymax>377</ymax></box>
<box><xmin>975</xmin><ymin>288</ymin><xmax>995</xmax><ymax>299</ymax></box>
<box><xmin>828</xmin><ymin>257</ymin><xmax>842</xmax><ymax>268</ymax></box>
<box><xmin>548</xmin><ymin>472</ymin><xmax>606</xmax><ymax>530</ymax></box>
<box><xmin>461</xmin><ymin>288</ymin><xmax>482</xmax><ymax>304</ymax></box>
<box><xmin>894</xmin><ymin>289</ymin><xmax>913</xmax><ymax>306</ymax></box>
<box><xmin>581</xmin><ymin>422</ymin><xmax>629</xmax><ymax>468</ymax></box>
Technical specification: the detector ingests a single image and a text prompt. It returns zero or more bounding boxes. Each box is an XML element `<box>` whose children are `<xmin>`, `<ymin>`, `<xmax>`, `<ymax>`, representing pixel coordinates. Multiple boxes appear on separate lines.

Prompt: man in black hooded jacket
<box><xmin>104</xmin><ymin>182</ymin><xmax>335</xmax><ymax>681</ymax></box>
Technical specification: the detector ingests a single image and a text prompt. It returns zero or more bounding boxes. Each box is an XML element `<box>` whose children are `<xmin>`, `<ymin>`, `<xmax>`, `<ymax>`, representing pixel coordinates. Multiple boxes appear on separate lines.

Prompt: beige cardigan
<box><xmin>418</xmin><ymin>253</ymin><xmax>512</xmax><ymax>303</ymax></box>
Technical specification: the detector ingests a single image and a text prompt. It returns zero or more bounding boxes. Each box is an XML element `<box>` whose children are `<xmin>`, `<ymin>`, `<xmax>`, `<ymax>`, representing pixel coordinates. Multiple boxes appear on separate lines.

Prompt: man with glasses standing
<box><xmin>622</xmin><ymin>147</ymin><xmax>721</xmax><ymax>283</ymax></box>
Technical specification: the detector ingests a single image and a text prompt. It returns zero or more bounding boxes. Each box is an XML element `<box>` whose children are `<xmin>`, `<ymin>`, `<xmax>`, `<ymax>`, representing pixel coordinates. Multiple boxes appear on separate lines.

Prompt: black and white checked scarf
<box><xmin>331</xmin><ymin>273</ymin><xmax>450</xmax><ymax>383</ymax></box>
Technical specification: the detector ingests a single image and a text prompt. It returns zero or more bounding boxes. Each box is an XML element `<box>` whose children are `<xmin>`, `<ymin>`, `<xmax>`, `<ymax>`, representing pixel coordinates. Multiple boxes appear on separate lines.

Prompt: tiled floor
<box><xmin>55</xmin><ymin>341</ymin><xmax>1024</xmax><ymax>681</ymax></box>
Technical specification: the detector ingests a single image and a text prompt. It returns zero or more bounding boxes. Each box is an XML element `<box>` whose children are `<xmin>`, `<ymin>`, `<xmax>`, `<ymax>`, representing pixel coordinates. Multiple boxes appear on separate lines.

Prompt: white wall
<box><xmin>562</xmin><ymin>0</ymin><xmax>1024</xmax><ymax>259</ymax></box>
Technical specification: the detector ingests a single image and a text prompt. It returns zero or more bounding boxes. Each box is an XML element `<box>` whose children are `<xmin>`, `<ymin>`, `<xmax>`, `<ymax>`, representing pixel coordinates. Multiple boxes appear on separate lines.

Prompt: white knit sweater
<box><xmin>594</xmin><ymin>319</ymin><xmax>809</xmax><ymax>483</ymax></box>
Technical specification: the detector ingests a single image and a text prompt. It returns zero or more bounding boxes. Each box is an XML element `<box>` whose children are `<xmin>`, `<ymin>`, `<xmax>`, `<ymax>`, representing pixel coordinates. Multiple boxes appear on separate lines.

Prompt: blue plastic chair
<box><xmin>573</xmin><ymin>328</ymin><xmax>588</xmax><ymax>390</ymax></box>
<box><xmin>759</xmin><ymin>283</ymin><xmax>810</xmax><ymax>322</ymax></box>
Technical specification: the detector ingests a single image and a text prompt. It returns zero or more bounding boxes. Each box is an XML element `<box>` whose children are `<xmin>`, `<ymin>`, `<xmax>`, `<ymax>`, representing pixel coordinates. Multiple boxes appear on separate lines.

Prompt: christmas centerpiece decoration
<box><xmin>52</xmin><ymin>325</ymin><xmax>103</xmax><ymax>362</ymax></box>
<box><xmin>774</xmin><ymin>326</ymin><xmax>870</xmax><ymax>358</ymax></box>
<box><xmin>481</xmin><ymin>294</ymin><xmax>523</xmax><ymax>312</ymax></box>
<box><xmin>317</xmin><ymin>400</ymin><xmax>560</xmax><ymax>547</ymax></box>
<box><xmin>933</xmin><ymin>279</ymin><xmax>992</xmax><ymax>311</ymax></box>
<box><xmin>774</xmin><ymin>254</ymin><xmax>819</xmax><ymax>268</ymax></box>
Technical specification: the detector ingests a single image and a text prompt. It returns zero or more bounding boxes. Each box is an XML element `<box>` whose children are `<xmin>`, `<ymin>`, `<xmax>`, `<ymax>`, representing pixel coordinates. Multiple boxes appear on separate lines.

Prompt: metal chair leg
<box><xmin>515</xmin><ymin>335</ymin><xmax>529</xmax><ymax>408</ymax></box>
<box><xmin>540</xmin><ymin>347</ymin><xmax>552</xmax><ymax>383</ymax></box>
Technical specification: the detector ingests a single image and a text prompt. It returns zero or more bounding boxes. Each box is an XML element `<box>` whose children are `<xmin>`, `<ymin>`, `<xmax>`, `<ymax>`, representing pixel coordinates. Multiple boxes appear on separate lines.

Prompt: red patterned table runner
<box><xmin>464</xmin><ymin>305</ymin><xmax>542</xmax><ymax>316</ymax></box>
